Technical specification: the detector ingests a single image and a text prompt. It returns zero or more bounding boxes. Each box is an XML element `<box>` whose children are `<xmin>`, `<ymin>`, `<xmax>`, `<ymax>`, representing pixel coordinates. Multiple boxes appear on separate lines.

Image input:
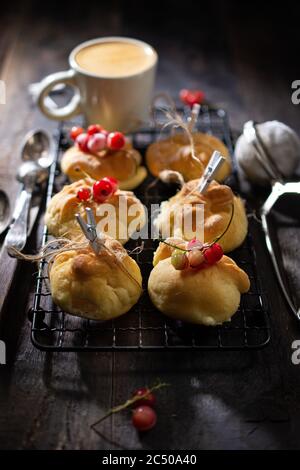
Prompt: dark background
<box><xmin>0</xmin><ymin>0</ymin><xmax>300</xmax><ymax>450</ymax></box>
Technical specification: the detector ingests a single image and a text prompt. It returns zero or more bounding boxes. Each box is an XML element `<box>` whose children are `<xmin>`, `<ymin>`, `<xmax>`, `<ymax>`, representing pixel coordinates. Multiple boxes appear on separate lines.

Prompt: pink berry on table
<box><xmin>132</xmin><ymin>388</ymin><xmax>156</xmax><ymax>408</ymax></box>
<box><xmin>87</xmin><ymin>124</ymin><xmax>103</xmax><ymax>135</ymax></box>
<box><xmin>132</xmin><ymin>406</ymin><xmax>157</xmax><ymax>432</ymax></box>
<box><xmin>107</xmin><ymin>131</ymin><xmax>126</xmax><ymax>150</ymax></box>
<box><xmin>76</xmin><ymin>132</ymin><xmax>89</xmax><ymax>152</ymax></box>
<box><xmin>87</xmin><ymin>132</ymin><xmax>107</xmax><ymax>152</ymax></box>
<box><xmin>203</xmin><ymin>243</ymin><xmax>223</xmax><ymax>264</ymax></box>
<box><xmin>77</xmin><ymin>187</ymin><xmax>91</xmax><ymax>201</ymax></box>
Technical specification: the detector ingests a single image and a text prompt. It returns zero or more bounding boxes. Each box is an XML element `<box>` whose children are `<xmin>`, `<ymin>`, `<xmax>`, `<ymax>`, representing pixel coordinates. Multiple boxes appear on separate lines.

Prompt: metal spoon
<box><xmin>5</xmin><ymin>130</ymin><xmax>54</xmax><ymax>255</ymax></box>
<box><xmin>12</xmin><ymin>129</ymin><xmax>54</xmax><ymax>221</ymax></box>
<box><xmin>20</xmin><ymin>129</ymin><xmax>54</xmax><ymax>168</ymax></box>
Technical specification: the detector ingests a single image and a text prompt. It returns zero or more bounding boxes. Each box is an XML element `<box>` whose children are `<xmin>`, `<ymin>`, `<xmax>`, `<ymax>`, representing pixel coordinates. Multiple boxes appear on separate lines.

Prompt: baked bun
<box><xmin>45</xmin><ymin>178</ymin><xmax>146</xmax><ymax>244</ymax></box>
<box><xmin>148</xmin><ymin>244</ymin><xmax>250</xmax><ymax>325</ymax></box>
<box><xmin>61</xmin><ymin>142</ymin><xmax>147</xmax><ymax>190</ymax></box>
<box><xmin>146</xmin><ymin>132</ymin><xmax>231</xmax><ymax>181</ymax></box>
<box><xmin>154</xmin><ymin>179</ymin><xmax>248</xmax><ymax>252</ymax></box>
<box><xmin>50</xmin><ymin>238</ymin><xmax>142</xmax><ymax>321</ymax></box>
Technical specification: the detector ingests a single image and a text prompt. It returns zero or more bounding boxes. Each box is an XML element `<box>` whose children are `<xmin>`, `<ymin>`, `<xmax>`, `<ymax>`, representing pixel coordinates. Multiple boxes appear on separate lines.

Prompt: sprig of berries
<box><xmin>91</xmin><ymin>382</ymin><xmax>168</xmax><ymax>434</ymax></box>
<box><xmin>70</xmin><ymin>125</ymin><xmax>126</xmax><ymax>153</ymax></box>
<box><xmin>76</xmin><ymin>177</ymin><xmax>118</xmax><ymax>204</ymax></box>
<box><xmin>179</xmin><ymin>88</ymin><xmax>205</xmax><ymax>107</ymax></box>
<box><xmin>131</xmin><ymin>388</ymin><xmax>157</xmax><ymax>431</ymax></box>
<box><xmin>166</xmin><ymin>202</ymin><xmax>235</xmax><ymax>270</ymax></box>
<box><xmin>170</xmin><ymin>240</ymin><xmax>224</xmax><ymax>270</ymax></box>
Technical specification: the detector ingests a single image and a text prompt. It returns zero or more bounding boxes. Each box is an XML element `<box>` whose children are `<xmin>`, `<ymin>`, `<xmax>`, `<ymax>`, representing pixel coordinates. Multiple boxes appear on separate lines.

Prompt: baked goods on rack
<box><xmin>148</xmin><ymin>237</ymin><xmax>250</xmax><ymax>325</ymax></box>
<box><xmin>61</xmin><ymin>125</ymin><xmax>147</xmax><ymax>190</ymax></box>
<box><xmin>50</xmin><ymin>236</ymin><xmax>142</xmax><ymax>321</ymax></box>
<box><xmin>146</xmin><ymin>131</ymin><xmax>231</xmax><ymax>182</ymax></box>
<box><xmin>45</xmin><ymin>177</ymin><xmax>146</xmax><ymax>244</ymax></box>
<box><xmin>12</xmin><ymin>207</ymin><xmax>143</xmax><ymax>322</ymax></box>
<box><xmin>154</xmin><ymin>179</ymin><xmax>248</xmax><ymax>253</ymax></box>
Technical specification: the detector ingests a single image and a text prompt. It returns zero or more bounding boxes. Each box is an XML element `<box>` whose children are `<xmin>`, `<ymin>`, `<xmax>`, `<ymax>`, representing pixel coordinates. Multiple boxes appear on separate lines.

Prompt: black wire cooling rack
<box><xmin>29</xmin><ymin>105</ymin><xmax>270</xmax><ymax>351</ymax></box>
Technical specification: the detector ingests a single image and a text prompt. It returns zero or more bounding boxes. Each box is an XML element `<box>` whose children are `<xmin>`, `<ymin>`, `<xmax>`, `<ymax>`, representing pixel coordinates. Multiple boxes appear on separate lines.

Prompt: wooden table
<box><xmin>0</xmin><ymin>1</ymin><xmax>300</xmax><ymax>450</ymax></box>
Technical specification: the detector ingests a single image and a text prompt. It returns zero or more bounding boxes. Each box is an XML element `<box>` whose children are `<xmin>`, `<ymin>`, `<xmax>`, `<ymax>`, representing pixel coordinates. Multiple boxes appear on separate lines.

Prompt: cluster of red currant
<box><xmin>179</xmin><ymin>88</ymin><xmax>205</xmax><ymax>108</ymax></box>
<box><xmin>170</xmin><ymin>238</ymin><xmax>223</xmax><ymax>270</ymax></box>
<box><xmin>70</xmin><ymin>124</ymin><xmax>126</xmax><ymax>153</ymax></box>
<box><xmin>131</xmin><ymin>388</ymin><xmax>157</xmax><ymax>431</ymax></box>
<box><xmin>92</xmin><ymin>385</ymin><xmax>165</xmax><ymax>435</ymax></box>
<box><xmin>77</xmin><ymin>176</ymin><xmax>118</xmax><ymax>204</ymax></box>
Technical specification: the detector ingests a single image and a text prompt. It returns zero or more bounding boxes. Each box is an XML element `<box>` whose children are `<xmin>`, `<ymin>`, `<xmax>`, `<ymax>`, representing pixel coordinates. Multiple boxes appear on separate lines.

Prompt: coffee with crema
<box><xmin>37</xmin><ymin>37</ymin><xmax>157</xmax><ymax>131</ymax></box>
<box><xmin>75</xmin><ymin>41</ymin><xmax>156</xmax><ymax>78</ymax></box>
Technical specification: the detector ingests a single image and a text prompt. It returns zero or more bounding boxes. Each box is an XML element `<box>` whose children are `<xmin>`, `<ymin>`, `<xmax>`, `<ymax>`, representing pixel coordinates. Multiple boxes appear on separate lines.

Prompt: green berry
<box><xmin>171</xmin><ymin>249</ymin><xmax>188</xmax><ymax>270</ymax></box>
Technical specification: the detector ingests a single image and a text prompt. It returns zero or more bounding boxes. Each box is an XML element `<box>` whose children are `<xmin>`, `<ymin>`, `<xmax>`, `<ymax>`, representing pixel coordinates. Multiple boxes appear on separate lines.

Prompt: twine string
<box><xmin>10</xmin><ymin>237</ymin><xmax>142</xmax><ymax>290</ymax></box>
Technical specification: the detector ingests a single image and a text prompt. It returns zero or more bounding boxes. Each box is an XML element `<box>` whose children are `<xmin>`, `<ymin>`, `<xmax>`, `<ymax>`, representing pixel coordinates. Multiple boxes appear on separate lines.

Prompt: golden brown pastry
<box><xmin>61</xmin><ymin>141</ymin><xmax>147</xmax><ymax>190</ymax></box>
<box><xmin>154</xmin><ymin>179</ymin><xmax>248</xmax><ymax>253</ymax></box>
<box><xmin>45</xmin><ymin>178</ymin><xmax>146</xmax><ymax>244</ymax></box>
<box><xmin>148</xmin><ymin>239</ymin><xmax>250</xmax><ymax>325</ymax></box>
<box><xmin>50</xmin><ymin>238</ymin><xmax>142</xmax><ymax>321</ymax></box>
<box><xmin>146</xmin><ymin>132</ymin><xmax>231</xmax><ymax>181</ymax></box>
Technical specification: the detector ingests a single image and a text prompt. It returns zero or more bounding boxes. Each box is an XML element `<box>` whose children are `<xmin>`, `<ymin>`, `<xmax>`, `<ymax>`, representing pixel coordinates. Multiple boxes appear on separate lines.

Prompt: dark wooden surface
<box><xmin>0</xmin><ymin>0</ymin><xmax>300</xmax><ymax>450</ymax></box>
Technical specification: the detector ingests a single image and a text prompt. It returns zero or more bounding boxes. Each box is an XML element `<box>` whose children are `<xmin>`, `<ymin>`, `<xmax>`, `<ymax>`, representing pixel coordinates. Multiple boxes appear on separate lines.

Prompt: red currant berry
<box><xmin>179</xmin><ymin>89</ymin><xmax>205</xmax><ymax>107</ymax></box>
<box><xmin>70</xmin><ymin>126</ymin><xmax>84</xmax><ymax>140</ymax></box>
<box><xmin>87</xmin><ymin>132</ymin><xmax>107</xmax><ymax>152</ymax></box>
<box><xmin>203</xmin><ymin>243</ymin><xmax>223</xmax><ymax>264</ymax></box>
<box><xmin>132</xmin><ymin>406</ymin><xmax>157</xmax><ymax>432</ymax></box>
<box><xmin>107</xmin><ymin>131</ymin><xmax>126</xmax><ymax>150</ymax></box>
<box><xmin>87</xmin><ymin>124</ymin><xmax>103</xmax><ymax>135</ymax></box>
<box><xmin>104</xmin><ymin>176</ymin><xmax>118</xmax><ymax>193</ymax></box>
<box><xmin>76</xmin><ymin>133</ymin><xmax>90</xmax><ymax>152</ymax></box>
<box><xmin>77</xmin><ymin>187</ymin><xmax>91</xmax><ymax>201</ymax></box>
<box><xmin>132</xmin><ymin>388</ymin><xmax>156</xmax><ymax>408</ymax></box>
<box><xmin>92</xmin><ymin>177</ymin><xmax>118</xmax><ymax>203</ymax></box>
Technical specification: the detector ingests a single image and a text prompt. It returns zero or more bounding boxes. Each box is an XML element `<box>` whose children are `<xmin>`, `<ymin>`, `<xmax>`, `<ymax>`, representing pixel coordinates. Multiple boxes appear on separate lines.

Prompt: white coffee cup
<box><xmin>37</xmin><ymin>37</ymin><xmax>158</xmax><ymax>132</ymax></box>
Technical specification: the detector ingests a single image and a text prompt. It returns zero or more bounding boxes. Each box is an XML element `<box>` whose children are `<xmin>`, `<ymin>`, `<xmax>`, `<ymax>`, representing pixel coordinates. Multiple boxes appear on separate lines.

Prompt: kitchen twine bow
<box><xmin>9</xmin><ymin>207</ymin><xmax>143</xmax><ymax>290</ymax></box>
<box><xmin>150</xmin><ymin>94</ymin><xmax>203</xmax><ymax>177</ymax></box>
